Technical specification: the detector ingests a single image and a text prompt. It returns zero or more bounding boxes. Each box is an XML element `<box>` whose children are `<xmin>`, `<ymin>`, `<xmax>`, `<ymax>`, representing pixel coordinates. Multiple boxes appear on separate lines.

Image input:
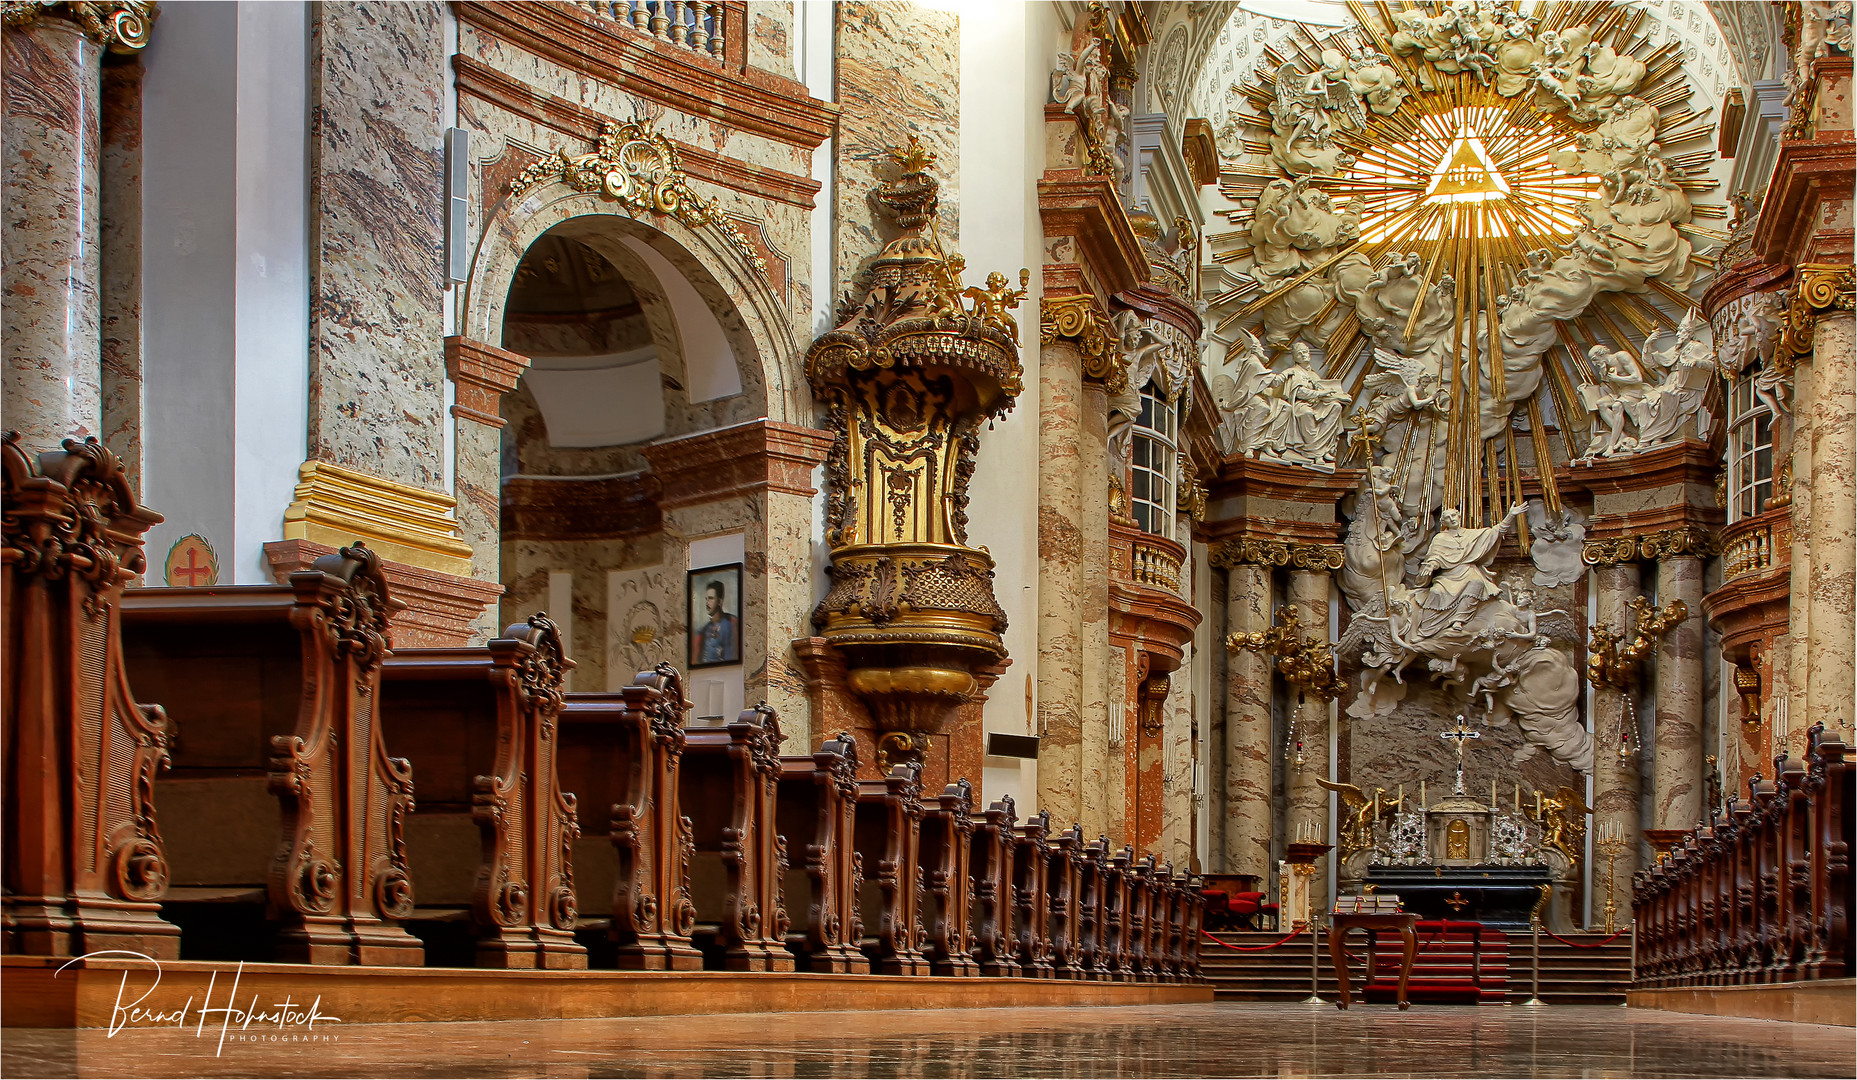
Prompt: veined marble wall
<box><xmin>833</xmin><ymin>1</ymin><xmax>959</xmax><ymax>298</ymax></box>
<box><xmin>307</xmin><ymin>2</ymin><xmax>449</xmax><ymax>491</ymax></box>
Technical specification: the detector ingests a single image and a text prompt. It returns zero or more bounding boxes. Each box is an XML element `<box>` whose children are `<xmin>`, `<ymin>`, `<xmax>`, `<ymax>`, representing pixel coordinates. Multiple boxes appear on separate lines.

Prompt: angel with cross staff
<box><xmin>1440</xmin><ymin>714</ymin><xmax>1481</xmax><ymax>797</ymax></box>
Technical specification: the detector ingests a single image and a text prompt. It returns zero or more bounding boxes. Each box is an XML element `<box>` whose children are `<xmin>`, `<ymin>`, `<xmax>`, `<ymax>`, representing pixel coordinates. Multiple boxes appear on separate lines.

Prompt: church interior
<box><xmin>2</xmin><ymin>0</ymin><xmax>1853</xmax><ymax>1075</ymax></box>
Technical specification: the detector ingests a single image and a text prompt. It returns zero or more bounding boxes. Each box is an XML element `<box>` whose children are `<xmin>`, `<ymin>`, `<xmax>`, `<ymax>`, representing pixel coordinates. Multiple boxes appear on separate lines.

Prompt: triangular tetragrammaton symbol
<box><xmin>1422</xmin><ymin>127</ymin><xmax>1511</xmax><ymax>204</ymax></box>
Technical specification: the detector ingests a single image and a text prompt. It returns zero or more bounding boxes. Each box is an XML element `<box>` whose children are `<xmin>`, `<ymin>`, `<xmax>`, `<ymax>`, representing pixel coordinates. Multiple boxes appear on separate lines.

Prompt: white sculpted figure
<box><xmin>1414</xmin><ymin>503</ymin><xmax>1526</xmax><ymax>642</ymax></box>
<box><xmin>1214</xmin><ymin>336</ymin><xmax>1350</xmax><ymax>468</ymax></box>
<box><xmin>1107</xmin><ymin>310</ymin><xmax>1171</xmax><ymax>483</ymax></box>
<box><xmin>1527</xmin><ymin>503</ymin><xmax>1587</xmax><ymax>588</ymax></box>
<box><xmin>1582</xmin><ymin>315</ymin><xmax>1719</xmax><ymax>458</ymax></box>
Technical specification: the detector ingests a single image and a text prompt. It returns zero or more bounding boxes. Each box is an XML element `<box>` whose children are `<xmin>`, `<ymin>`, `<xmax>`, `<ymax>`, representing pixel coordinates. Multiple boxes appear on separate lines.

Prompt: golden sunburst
<box><xmin>1208</xmin><ymin>0</ymin><xmax>1728</xmax><ymax>535</ymax></box>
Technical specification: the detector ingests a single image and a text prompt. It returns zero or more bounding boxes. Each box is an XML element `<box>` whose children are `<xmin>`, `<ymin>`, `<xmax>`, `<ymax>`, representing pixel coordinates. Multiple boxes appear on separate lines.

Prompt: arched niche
<box><xmin>469</xmin><ymin>190</ymin><xmax>800</xmax><ymax>702</ymax></box>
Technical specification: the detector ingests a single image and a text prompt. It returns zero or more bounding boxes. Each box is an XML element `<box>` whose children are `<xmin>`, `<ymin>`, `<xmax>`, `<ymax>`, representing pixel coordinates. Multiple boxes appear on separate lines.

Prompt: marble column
<box><xmin>1223</xmin><ymin>562</ymin><xmax>1274</xmax><ymax>879</ymax></box>
<box><xmin>2</xmin><ymin>17</ymin><xmax>103</xmax><ymax>447</ymax></box>
<box><xmin>1036</xmin><ymin>339</ymin><xmax>1086</xmax><ymax>828</ymax></box>
<box><xmin>1284</xmin><ymin>570</ymin><xmax>1331</xmax><ymax>853</ymax></box>
<box><xmin>1805</xmin><ymin>313</ymin><xmax>1855</xmax><ymax>742</ymax></box>
<box><xmin>1592</xmin><ymin>562</ymin><xmax>1643</xmax><ymax>923</ymax></box>
<box><xmin>1080</xmin><ymin>380</ymin><xmax>1116</xmax><ymax>839</ymax></box>
<box><xmin>1652</xmin><ymin>556</ymin><xmax>1706</xmax><ymax>832</ymax></box>
<box><xmin>1787</xmin><ymin>347</ymin><xmax>1814</xmax><ymax>757</ymax></box>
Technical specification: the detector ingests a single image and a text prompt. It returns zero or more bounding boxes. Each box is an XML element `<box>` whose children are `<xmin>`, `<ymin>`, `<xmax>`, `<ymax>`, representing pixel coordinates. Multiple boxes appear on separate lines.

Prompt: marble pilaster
<box><xmin>306</xmin><ymin>2</ymin><xmax>448</xmax><ymax>490</ymax></box>
<box><xmin>1036</xmin><ymin>338</ymin><xmax>1086</xmax><ymax>828</ymax></box>
<box><xmin>444</xmin><ymin>337</ymin><xmax>531</xmax><ymax>642</ymax></box>
<box><xmin>1592</xmin><ymin>562</ymin><xmax>1643</xmax><ymax>922</ymax></box>
<box><xmin>2</xmin><ymin>17</ymin><xmax>102</xmax><ymax>447</ymax></box>
<box><xmin>1283</xmin><ymin>570</ymin><xmax>1331</xmax><ymax>856</ymax></box>
<box><xmin>1222</xmin><ymin>563</ymin><xmax>1274</xmax><ymax>879</ymax></box>
<box><xmin>1652</xmin><ymin>557</ymin><xmax>1706</xmax><ymax>832</ymax></box>
<box><xmin>1804</xmin><ymin>313</ymin><xmax>1855</xmax><ymax>741</ymax></box>
<box><xmin>1081</xmin><ymin>380</ymin><xmax>1115</xmax><ymax>839</ymax></box>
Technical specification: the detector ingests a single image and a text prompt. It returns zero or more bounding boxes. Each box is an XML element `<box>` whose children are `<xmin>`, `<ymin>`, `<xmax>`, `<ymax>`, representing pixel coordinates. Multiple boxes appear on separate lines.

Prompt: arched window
<box><xmin>1727</xmin><ymin>371</ymin><xmax>1773</xmax><ymax>523</ymax></box>
<box><xmin>1131</xmin><ymin>380</ymin><xmax>1178</xmax><ymax>539</ymax></box>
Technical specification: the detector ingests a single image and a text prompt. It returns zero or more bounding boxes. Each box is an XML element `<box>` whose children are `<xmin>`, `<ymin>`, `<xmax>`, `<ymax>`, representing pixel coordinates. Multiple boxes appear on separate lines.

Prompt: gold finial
<box><xmin>889</xmin><ymin>134</ymin><xmax>937</xmax><ymax>175</ymax></box>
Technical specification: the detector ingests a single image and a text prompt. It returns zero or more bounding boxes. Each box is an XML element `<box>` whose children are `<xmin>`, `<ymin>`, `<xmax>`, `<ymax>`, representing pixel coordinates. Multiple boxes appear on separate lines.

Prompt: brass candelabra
<box><xmin>1593</xmin><ymin>824</ymin><xmax>1631</xmax><ymax>935</ymax></box>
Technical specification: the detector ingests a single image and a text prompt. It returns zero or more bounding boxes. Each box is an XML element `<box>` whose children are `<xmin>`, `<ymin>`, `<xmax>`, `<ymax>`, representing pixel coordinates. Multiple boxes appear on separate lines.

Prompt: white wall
<box><xmin>143</xmin><ymin>1</ymin><xmax>309</xmax><ymax>584</ymax></box>
<box><xmin>960</xmin><ymin>0</ymin><xmax>1053</xmax><ymax>812</ymax></box>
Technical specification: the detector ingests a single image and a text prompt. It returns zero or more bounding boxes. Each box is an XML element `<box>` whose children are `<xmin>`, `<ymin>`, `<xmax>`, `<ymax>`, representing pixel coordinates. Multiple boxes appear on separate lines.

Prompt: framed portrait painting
<box><xmin>687</xmin><ymin>563</ymin><xmax>743</xmax><ymax>669</ymax></box>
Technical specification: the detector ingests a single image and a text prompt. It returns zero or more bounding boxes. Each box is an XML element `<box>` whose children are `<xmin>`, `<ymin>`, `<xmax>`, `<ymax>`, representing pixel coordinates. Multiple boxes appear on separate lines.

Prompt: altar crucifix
<box><xmin>1439</xmin><ymin>715</ymin><xmax>1481</xmax><ymax>797</ymax></box>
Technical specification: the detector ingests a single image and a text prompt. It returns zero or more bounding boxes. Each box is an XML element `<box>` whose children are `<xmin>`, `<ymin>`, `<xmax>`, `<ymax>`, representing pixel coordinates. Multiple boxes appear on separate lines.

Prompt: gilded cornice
<box><xmin>1039</xmin><ymin>294</ymin><xmax>1128</xmax><ymax>393</ymax></box>
<box><xmin>1582</xmin><ymin>525</ymin><xmax>1721</xmax><ymax>567</ymax></box>
<box><xmin>510</xmin><ymin>121</ymin><xmax>768</xmax><ymax>279</ymax></box>
<box><xmin>1779</xmin><ymin>262</ymin><xmax>1857</xmax><ymax>372</ymax></box>
<box><xmin>1208</xmin><ymin>536</ymin><xmax>1344</xmax><ymax>572</ymax></box>
<box><xmin>0</xmin><ymin>0</ymin><xmax>153</xmax><ymax>50</ymax></box>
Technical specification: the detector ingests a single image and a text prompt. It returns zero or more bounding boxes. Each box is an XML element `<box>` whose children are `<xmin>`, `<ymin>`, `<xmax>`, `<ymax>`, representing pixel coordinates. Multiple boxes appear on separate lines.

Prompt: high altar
<box><xmin>1323</xmin><ymin>721</ymin><xmax>1587</xmax><ymax>931</ymax></box>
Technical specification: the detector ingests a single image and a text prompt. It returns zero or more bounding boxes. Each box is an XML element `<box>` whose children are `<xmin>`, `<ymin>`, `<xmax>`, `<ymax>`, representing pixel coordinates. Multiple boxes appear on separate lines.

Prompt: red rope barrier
<box><xmin>1200</xmin><ymin>927</ymin><xmax>1304</xmax><ymax>952</ymax></box>
<box><xmin>1541</xmin><ymin>927</ymin><xmax>1630</xmax><ymax>949</ymax></box>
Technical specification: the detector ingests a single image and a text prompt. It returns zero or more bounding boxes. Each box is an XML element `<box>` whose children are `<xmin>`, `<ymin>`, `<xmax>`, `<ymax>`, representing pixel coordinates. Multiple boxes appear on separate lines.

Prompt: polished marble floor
<box><xmin>4</xmin><ymin>1002</ymin><xmax>1851</xmax><ymax>1078</ymax></box>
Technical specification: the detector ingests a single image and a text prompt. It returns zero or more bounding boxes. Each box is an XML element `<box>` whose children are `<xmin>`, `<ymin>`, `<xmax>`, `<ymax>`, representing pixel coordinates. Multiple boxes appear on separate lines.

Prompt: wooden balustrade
<box><xmin>1632</xmin><ymin>724</ymin><xmax>1852</xmax><ymax>987</ymax></box>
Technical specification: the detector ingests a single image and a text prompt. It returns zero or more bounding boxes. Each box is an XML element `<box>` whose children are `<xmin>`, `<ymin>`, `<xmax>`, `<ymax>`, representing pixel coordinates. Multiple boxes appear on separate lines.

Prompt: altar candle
<box><xmin>1491</xmin><ymin>778</ymin><xmax>1498</xmax><ymax>809</ymax></box>
<box><xmin>1420</xmin><ymin>780</ymin><xmax>1426</xmax><ymax>808</ymax></box>
<box><xmin>1515</xmin><ymin>782</ymin><xmax>1521</xmax><ymax>813</ymax></box>
<box><xmin>1535</xmin><ymin>791</ymin><xmax>1542</xmax><ymax>818</ymax></box>
<box><xmin>1398</xmin><ymin>783</ymin><xmax>1404</xmax><ymax>807</ymax></box>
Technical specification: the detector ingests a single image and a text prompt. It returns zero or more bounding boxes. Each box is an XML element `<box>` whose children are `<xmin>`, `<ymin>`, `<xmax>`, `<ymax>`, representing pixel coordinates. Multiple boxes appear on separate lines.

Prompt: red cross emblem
<box><xmin>165</xmin><ymin>535</ymin><xmax>219</xmax><ymax>587</ymax></box>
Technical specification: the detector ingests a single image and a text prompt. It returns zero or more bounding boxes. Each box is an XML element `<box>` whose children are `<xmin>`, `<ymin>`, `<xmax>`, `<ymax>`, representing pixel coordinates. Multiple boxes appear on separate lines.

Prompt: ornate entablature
<box><xmin>806</xmin><ymin>139</ymin><xmax>1026</xmax><ymax>765</ymax></box>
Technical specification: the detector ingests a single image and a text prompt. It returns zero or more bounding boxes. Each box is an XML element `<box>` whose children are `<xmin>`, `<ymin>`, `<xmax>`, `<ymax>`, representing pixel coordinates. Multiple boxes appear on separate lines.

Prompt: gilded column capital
<box><xmin>1208</xmin><ymin>536</ymin><xmax>1343</xmax><ymax>572</ymax></box>
<box><xmin>1779</xmin><ymin>262</ymin><xmax>1856</xmax><ymax>371</ymax></box>
<box><xmin>1581</xmin><ymin>525</ymin><xmax>1719</xmax><ymax>567</ymax></box>
<box><xmin>1039</xmin><ymin>294</ymin><xmax>1127</xmax><ymax>393</ymax></box>
<box><xmin>0</xmin><ymin>0</ymin><xmax>154</xmax><ymax>51</ymax></box>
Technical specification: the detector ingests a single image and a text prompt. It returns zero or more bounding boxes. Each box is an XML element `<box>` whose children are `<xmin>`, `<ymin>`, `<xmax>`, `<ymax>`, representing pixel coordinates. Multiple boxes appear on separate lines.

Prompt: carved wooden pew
<box><xmin>970</xmin><ymin>796</ymin><xmax>1020</xmax><ymax>977</ymax></box>
<box><xmin>120</xmin><ymin>543</ymin><xmax>421</xmax><ymax>965</ymax></box>
<box><xmin>1125</xmin><ymin>852</ymin><xmax>1154</xmax><ymax>982</ymax></box>
<box><xmin>1807</xmin><ymin>726</ymin><xmax>1851</xmax><ymax>980</ymax></box>
<box><xmin>919</xmin><ymin>779</ymin><xmax>978</xmax><ymax>976</ymax></box>
<box><xmin>678</xmin><ymin>704</ymin><xmax>792</xmax><ymax>971</ymax></box>
<box><xmin>2</xmin><ymin>436</ymin><xmax>180</xmax><ymax>958</ymax></box>
<box><xmin>1012</xmin><ymin>811</ymin><xmax>1055</xmax><ymax>978</ymax></box>
<box><xmin>852</xmin><ymin>763</ymin><xmax>928</xmax><ymax>975</ymax></box>
<box><xmin>1183</xmin><ymin>871</ymin><xmax>1206</xmax><ymax>980</ymax></box>
<box><xmin>379</xmin><ymin>615</ymin><xmax>584</xmax><ymax>969</ymax></box>
<box><xmin>1045</xmin><ymin>824</ymin><xmax>1086</xmax><ymax>979</ymax></box>
<box><xmin>1075</xmin><ymin>836</ymin><xmax>1109</xmax><ymax>980</ymax></box>
<box><xmin>775</xmin><ymin>734</ymin><xmax>867</xmax><ymax>973</ymax></box>
<box><xmin>1103</xmin><ymin>844</ymin><xmax>1133</xmax><ymax>980</ymax></box>
<box><xmin>556</xmin><ymin>664</ymin><xmax>702</xmax><ymax>970</ymax></box>
<box><xmin>1630</xmin><ymin>728</ymin><xmax>1854</xmax><ymax>988</ymax></box>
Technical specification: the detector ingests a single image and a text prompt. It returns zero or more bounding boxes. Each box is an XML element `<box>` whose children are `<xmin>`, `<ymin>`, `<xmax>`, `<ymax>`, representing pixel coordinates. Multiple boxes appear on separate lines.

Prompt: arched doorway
<box><xmin>496</xmin><ymin>217</ymin><xmax>764</xmax><ymax>710</ymax></box>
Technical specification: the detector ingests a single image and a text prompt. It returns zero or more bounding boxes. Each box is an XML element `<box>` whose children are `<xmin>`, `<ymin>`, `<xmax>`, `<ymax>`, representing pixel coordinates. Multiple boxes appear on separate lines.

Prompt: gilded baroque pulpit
<box><xmin>806</xmin><ymin>139</ymin><xmax>1025</xmax><ymax>774</ymax></box>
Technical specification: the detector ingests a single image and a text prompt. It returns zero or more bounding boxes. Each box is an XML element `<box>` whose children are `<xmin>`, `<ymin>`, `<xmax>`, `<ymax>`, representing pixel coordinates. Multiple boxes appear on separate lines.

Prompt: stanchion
<box><xmin>1302</xmin><ymin>915</ymin><xmax>1324</xmax><ymax>1005</ymax></box>
<box><xmin>1520</xmin><ymin>916</ymin><xmax>1545</xmax><ymax>1006</ymax></box>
